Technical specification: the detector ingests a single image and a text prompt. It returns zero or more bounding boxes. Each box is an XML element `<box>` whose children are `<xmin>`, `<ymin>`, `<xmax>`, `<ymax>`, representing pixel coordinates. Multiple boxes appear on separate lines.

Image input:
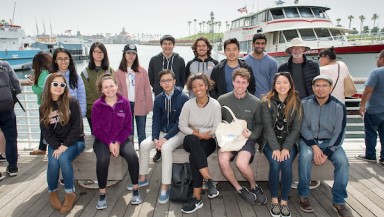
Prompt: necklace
<box><xmin>196</xmin><ymin>96</ymin><xmax>209</xmax><ymax>108</ymax></box>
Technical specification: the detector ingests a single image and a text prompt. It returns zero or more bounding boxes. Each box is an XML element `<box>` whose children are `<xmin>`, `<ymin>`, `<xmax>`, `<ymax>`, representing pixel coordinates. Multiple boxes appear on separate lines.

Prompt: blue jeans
<box><xmin>129</xmin><ymin>101</ymin><xmax>147</xmax><ymax>145</ymax></box>
<box><xmin>263</xmin><ymin>144</ymin><xmax>297</xmax><ymax>201</ymax></box>
<box><xmin>47</xmin><ymin>140</ymin><xmax>85</xmax><ymax>193</ymax></box>
<box><xmin>0</xmin><ymin>110</ymin><xmax>18</xmax><ymax>168</ymax></box>
<box><xmin>298</xmin><ymin>139</ymin><xmax>349</xmax><ymax>204</ymax></box>
<box><xmin>364</xmin><ymin>112</ymin><xmax>384</xmax><ymax>160</ymax></box>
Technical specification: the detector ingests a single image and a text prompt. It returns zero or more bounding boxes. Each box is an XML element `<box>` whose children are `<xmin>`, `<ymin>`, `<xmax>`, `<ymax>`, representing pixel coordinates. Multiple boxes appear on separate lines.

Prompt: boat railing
<box><xmin>14</xmin><ymin>78</ymin><xmax>366</xmax><ymax>150</ymax></box>
<box><xmin>346</xmin><ymin>33</ymin><xmax>384</xmax><ymax>44</ymax></box>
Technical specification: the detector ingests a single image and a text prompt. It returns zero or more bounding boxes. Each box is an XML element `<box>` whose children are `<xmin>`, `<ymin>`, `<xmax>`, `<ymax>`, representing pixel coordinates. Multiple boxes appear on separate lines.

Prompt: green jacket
<box><xmin>81</xmin><ymin>67</ymin><xmax>114</xmax><ymax>118</ymax></box>
<box><xmin>32</xmin><ymin>69</ymin><xmax>49</xmax><ymax>105</ymax></box>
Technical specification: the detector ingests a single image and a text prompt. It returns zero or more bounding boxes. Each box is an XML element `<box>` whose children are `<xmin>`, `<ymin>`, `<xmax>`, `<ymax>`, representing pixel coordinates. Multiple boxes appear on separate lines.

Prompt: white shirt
<box><xmin>320</xmin><ymin>61</ymin><xmax>351</xmax><ymax>103</ymax></box>
<box><xmin>126</xmin><ymin>67</ymin><xmax>135</xmax><ymax>102</ymax></box>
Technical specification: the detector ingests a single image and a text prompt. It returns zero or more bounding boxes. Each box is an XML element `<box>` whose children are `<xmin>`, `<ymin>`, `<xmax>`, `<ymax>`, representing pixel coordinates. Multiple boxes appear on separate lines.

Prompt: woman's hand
<box><xmin>280</xmin><ymin>148</ymin><xmax>290</xmax><ymax>161</ymax></box>
<box><xmin>272</xmin><ymin>150</ymin><xmax>281</xmax><ymax>161</ymax></box>
<box><xmin>109</xmin><ymin>143</ymin><xmax>120</xmax><ymax>157</ymax></box>
<box><xmin>52</xmin><ymin>144</ymin><xmax>68</xmax><ymax>159</ymax></box>
<box><xmin>199</xmin><ymin>131</ymin><xmax>212</xmax><ymax>140</ymax></box>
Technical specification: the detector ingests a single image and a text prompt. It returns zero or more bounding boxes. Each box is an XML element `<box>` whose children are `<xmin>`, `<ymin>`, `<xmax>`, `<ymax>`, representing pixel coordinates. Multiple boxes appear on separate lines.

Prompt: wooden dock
<box><xmin>0</xmin><ymin>139</ymin><xmax>383</xmax><ymax>217</ymax></box>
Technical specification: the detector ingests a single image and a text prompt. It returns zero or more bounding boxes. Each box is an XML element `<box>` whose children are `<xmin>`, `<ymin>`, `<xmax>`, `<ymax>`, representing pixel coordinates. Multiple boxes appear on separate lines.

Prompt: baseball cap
<box><xmin>123</xmin><ymin>44</ymin><xmax>137</xmax><ymax>53</ymax></box>
<box><xmin>312</xmin><ymin>74</ymin><xmax>333</xmax><ymax>86</ymax></box>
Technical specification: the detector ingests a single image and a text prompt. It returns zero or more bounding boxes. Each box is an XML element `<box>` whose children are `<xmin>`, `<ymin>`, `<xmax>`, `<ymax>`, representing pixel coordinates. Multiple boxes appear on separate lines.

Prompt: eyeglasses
<box><xmin>51</xmin><ymin>82</ymin><xmax>67</xmax><ymax>88</ymax></box>
<box><xmin>56</xmin><ymin>58</ymin><xmax>70</xmax><ymax>63</ymax></box>
<box><xmin>160</xmin><ymin>79</ymin><xmax>174</xmax><ymax>84</ymax></box>
<box><xmin>93</xmin><ymin>50</ymin><xmax>104</xmax><ymax>55</ymax></box>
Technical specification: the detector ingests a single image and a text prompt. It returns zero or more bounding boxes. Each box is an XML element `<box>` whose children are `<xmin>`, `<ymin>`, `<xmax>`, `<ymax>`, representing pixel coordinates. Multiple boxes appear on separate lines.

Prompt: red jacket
<box><xmin>115</xmin><ymin>66</ymin><xmax>153</xmax><ymax>115</ymax></box>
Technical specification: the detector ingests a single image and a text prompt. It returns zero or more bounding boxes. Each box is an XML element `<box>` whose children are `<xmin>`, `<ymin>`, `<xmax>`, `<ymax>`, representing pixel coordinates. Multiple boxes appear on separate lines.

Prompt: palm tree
<box><xmin>188</xmin><ymin>21</ymin><xmax>192</xmax><ymax>36</ymax></box>
<box><xmin>202</xmin><ymin>21</ymin><xmax>206</xmax><ymax>33</ymax></box>
<box><xmin>359</xmin><ymin>15</ymin><xmax>366</xmax><ymax>33</ymax></box>
<box><xmin>193</xmin><ymin>19</ymin><xmax>197</xmax><ymax>35</ymax></box>
<box><xmin>336</xmin><ymin>18</ymin><xmax>341</xmax><ymax>27</ymax></box>
<box><xmin>372</xmin><ymin>13</ymin><xmax>379</xmax><ymax>29</ymax></box>
<box><xmin>199</xmin><ymin>22</ymin><xmax>202</xmax><ymax>33</ymax></box>
<box><xmin>218</xmin><ymin>21</ymin><xmax>222</xmax><ymax>33</ymax></box>
<box><xmin>347</xmin><ymin>15</ymin><xmax>354</xmax><ymax>29</ymax></box>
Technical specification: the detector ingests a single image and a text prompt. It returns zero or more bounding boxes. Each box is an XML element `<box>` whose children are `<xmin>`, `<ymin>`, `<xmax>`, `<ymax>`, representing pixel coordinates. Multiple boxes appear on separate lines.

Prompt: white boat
<box><xmin>0</xmin><ymin>21</ymin><xmax>40</xmax><ymax>70</ymax></box>
<box><xmin>223</xmin><ymin>0</ymin><xmax>384</xmax><ymax>76</ymax></box>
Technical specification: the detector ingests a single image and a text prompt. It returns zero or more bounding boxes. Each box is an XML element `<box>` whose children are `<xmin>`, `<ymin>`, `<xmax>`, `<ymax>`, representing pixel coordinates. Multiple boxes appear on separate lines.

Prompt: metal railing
<box><xmin>13</xmin><ymin>78</ymin><xmax>366</xmax><ymax>150</ymax></box>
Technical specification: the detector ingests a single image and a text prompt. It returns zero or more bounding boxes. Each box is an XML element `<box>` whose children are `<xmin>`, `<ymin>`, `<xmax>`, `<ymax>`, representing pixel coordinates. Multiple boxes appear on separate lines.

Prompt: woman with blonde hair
<box><xmin>40</xmin><ymin>73</ymin><xmax>85</xmax><ymax>213</ymax></box>
<box><xmin>261</xmin><ymin>72</ymin><xmax>303</xmax><ymax>217</ymax></box>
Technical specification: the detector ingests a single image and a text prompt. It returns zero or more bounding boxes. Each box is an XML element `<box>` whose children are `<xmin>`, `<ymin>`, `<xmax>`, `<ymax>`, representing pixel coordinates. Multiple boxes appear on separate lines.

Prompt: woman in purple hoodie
<box><xmin>91</xmin><ymin>74</ymin><xmax>141</xmax><ymax>209</ymax></box>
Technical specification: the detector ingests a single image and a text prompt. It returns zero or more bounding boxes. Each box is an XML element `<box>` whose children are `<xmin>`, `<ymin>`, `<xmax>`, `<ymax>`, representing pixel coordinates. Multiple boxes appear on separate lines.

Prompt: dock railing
<box><xmin>13</xmin><ymin>78</ymin><xmax>366</xmax><ymax>150</ymax></box>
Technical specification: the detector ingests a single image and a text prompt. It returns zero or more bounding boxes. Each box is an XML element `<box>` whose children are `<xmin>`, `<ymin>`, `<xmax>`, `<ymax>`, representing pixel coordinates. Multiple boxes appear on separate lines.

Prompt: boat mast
<box><xmin>11</xmin><ymin>2</ymin><xmax>16</xmax><ymax>26</ymax></box>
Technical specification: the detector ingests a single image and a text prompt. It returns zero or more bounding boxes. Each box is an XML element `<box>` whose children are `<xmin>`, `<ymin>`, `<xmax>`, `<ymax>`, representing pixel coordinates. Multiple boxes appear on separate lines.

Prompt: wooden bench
<box><xmin>172</xmin><ymin>147</ymin><xmax>334</xmax><ymax>181</ymax></box>
<box><xmin>72</xmin><ymin>136</ymin><xmax>128</xmax><ymax>181</ymax></box>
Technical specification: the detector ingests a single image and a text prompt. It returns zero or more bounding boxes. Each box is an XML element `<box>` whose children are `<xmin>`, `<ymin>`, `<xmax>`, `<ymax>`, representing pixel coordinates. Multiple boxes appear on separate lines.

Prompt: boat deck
<box><xmin>0</xmin><ymin>139</ymin><xmax>383</xmax><ymax>217</ymax></box>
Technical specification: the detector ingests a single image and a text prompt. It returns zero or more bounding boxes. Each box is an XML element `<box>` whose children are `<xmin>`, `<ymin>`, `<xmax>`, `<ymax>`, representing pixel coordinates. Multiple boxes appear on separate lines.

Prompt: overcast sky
<box><xmin>1</xmin><ymin>0</ymin><xmax>381</xmax><ymax>37</ymax></box>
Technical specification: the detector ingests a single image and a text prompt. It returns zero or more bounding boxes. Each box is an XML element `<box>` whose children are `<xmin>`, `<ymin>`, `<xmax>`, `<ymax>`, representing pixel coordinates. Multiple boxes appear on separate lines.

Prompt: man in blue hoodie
<box><xmin>137</xmin><ymin>69</ymin><xmax>189</xmax><ymax>204</ymax></box>
<box><xmin>149</xmin><ymin>34</ymin><xmax>186</xmax><ymax>161</ymax></box>
<box><xmin>298</xmin><ymin>74</ymin><xmax>350</xmax><ymax>217</ymax></box>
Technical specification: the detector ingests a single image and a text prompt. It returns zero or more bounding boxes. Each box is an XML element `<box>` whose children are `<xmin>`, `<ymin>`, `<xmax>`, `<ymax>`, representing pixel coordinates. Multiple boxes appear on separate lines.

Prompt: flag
<box><xmin>64</xmin><ymin>29</ymin><xmax>71</xmax><ymax>34</ymax></box>
<box><xmin>237</xmin><ymin>6</ymin><xmax>247</xmax><ymax>13</ymax></box>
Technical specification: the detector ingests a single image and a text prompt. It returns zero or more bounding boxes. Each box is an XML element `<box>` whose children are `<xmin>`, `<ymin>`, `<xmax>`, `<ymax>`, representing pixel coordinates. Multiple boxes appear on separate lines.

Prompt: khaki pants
<box><xmin>139</xmin><ymin>131</ymin><xmax>185</xmax><ymax>185</ymax></box>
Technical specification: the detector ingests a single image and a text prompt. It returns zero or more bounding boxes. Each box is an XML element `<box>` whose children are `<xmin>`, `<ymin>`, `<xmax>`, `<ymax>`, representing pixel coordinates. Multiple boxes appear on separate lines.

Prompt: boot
<box><xmin>59</xmin><ymin>192</ymin><xmax>76</xmax><ymax>214</ymax></box>
<box><xmin>49</xmin><ymin>191</ymin><xmax>62</xmax><ymax>210</ymax></box>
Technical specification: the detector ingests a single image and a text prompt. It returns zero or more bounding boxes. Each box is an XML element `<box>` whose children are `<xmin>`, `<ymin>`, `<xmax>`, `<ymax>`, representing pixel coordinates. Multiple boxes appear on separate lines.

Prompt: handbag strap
<box><xmin>331</xmin><ymin>63</ymin><xmax>340</xmax><ymax>93</ymax></box>
<box><xmin>222</xmin><ymin>106</ymin><xmax>238</xmax><ymax>121</ymax></box>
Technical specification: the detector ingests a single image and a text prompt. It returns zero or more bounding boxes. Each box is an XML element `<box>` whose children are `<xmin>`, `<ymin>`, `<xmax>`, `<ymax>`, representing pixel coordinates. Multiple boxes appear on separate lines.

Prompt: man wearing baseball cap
<box><xmin>297</xmin><ymin>74</ymin><xmax>351</xmax><ymax>217</ymax></box>
<box><xmin>278</xmin><ymin>38</ymin><xmax>320</xmax><ymax>99</ymax></box>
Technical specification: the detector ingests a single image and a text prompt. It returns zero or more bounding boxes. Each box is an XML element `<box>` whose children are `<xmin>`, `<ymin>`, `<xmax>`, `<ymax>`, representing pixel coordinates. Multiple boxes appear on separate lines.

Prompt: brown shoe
<box><xmin>299</xmin><ymin>197</ymin><xmax>314</xmax><ymax>213</ymax></box>
<box><xmin>59</xmin><ymin>192</ymin><xmax>76</xmax><ymax>214</ymax></box>
<box><xmin>333</xmin><ymin>204</ymin><xmax>352</xmax><ymax>217</ymax></box>
<box><xmin>30</xmin><ymin>149</ymin><xmax>46</xmax><ymax>155</ymax></box>
<box><xmin>49</xmin><ymin>191</ymin><xmax>62</xmax><ymax>210</ymax></box>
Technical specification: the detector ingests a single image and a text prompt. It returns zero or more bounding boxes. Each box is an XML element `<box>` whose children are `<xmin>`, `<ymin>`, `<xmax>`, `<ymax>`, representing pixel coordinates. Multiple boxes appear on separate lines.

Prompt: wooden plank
<box><xmin>252</xmin><ymin>183</ymin><xmax>272</xmax><ymax>217</ymax></box>
<box><xmin>197</xmin><ymin>195</ymin><xmax>213</xmax><ymax>217</ymax></box>
<box><xmin>209</xmin><ymin>184</ymin><xmax>227</xmax><ymax>217</ymax></box>
<box><xmin>167</xmin><ymin>200</ymin><xmax>183</xmax><ymax>217</ymax></box>
<box><xmin>220</xmin><ymin>182</ymin><xmax>242</xmax><ymax>217</ymax></box>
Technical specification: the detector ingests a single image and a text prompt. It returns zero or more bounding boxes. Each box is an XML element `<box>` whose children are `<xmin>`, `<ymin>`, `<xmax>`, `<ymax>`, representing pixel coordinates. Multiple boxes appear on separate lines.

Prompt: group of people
<box><xmin>0</xmin><ymin>32</ymin><xmax>383</xmax><ymax>217</ymax></box>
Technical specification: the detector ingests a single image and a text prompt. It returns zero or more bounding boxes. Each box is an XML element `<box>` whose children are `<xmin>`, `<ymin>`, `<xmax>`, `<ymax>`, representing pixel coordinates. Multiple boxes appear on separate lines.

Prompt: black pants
<box><xmin>183</xmin><ymin>135</ymin><xmax>216</xmax><ymax>188</ymax></box>
<box><xmin>93</xmin><ymin>138</ymin><xmax>139</xmax><ymax>189</ymax></box>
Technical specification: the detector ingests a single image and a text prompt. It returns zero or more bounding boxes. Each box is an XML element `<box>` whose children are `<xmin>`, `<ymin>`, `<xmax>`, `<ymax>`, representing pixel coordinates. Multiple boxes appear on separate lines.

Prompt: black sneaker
<box><xmin>6</xmin><ymin>166</ymin><xmax>18</xmax><ymax>177</ymax></box>
<box><xmin>250</xmin><ymin>185</ymin><xmax>267</xmax><ymax>205</ymax></box>
<box><xmin>0</xmin><ymin>154</ymin><xmax>6</xmax><ymax>162</ymax></box>
<box><xmin>270</xmin><ymin>203</ymin><xmax>280</xmax><ymax>217</ymax></box>
<box><xmin>181</xmin><ymin>197</ymin><xmax>203</xmax><ymax>214</ymax></box>
<box><xmin>238</xmin><ymin>186</ymin><xmax>256</xmax><ymax>204</ymax></box>
<box><xmin>152</xmin><ymin>150</ymin><xmax>162</xmax><ymax>162</ymax></box>
<box><xmin>206</xmin><ymin>179</ymin><xmax>219</xmax><ymax>199</ymax></box>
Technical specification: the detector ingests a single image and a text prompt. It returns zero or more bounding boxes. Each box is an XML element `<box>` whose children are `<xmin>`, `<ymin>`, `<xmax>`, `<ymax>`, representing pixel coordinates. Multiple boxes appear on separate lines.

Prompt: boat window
<box><xmin>279</xmin><ymin>31</ymin><xmax>286</xmax><ymax>44</ymax></box>
<box><xmin>312</xmin><ymin>7</ymin><xmax>327</xmax><ymax>19</ymax></box>
<box><xmin>244</xmin><ymin>17</ymin><xmax>250</xmax><ymax>27</ymax></box>
<box><xmin>314</xmin><ymin>28</ymin><xmax>332</xmax><ymax>41</ymax></box>
<box><xmin>270</xmin><ymin>8</ymin><xmax>285</xmax><ymax>19</ymax></box>
<box><xmin>282</xmin><ymin>30</ymin><xmax>299</xmax><ymax>42</ymax></box>
<box><xmin>299</xmin><ymin>29</ymin><xmax>317</xmax><ymax>41</ymax></box>
<box><xmin>298</xmin><ymin>7</ymin><xmax>314</xmax><ymax>18</ymax></box>
<box><xmin>259</xmin><ymin>12</ymin><xmax>266</xmax><ymax>22</ymax></box>
<box><xmin>329</xmin><ymin>29</ymin><xmax>343</xmax><ymax>40</ymax></box>
<box><xmin>273</xmin><ymin>32</ymin><xmax>279</xmax><ymax>45</ymax></box>
<box><xmin>267</xmin><ymin>11</ymin><xmax>273</xmax><ymax>21</ymax></box>
<box><xmin>251</xmin><ymin>14</ymin><xmax>258</xmax><ymax>25</ymax></box>
<box><xmin>284</xmin><ymin>7</ymin><xmax>300</xmax><ymax>18</ymax></box>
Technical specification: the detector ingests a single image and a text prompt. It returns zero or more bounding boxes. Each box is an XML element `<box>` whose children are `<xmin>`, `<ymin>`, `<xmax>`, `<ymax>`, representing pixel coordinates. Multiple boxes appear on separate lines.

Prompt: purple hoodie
<box><xmin>91</xmin><ymin>94</ymin><xmax>132</xmax><ymax>146</ymax></box>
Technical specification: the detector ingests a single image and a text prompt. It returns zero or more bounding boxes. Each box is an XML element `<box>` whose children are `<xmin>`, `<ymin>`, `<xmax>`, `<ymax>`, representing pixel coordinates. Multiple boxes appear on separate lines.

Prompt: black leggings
<box><xmin>93</xmin><ymin>138</ymin><xmax>139</xmax><ymax>189</ymax></box>
<box><xmin>183</xmin><ymin>135</ymin><xmax>216</xmax><ymax>188</ymax></box>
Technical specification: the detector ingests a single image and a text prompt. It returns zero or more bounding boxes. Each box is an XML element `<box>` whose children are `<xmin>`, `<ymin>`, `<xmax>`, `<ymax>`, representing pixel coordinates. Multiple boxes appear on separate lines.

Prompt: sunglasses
<box><xmin>51</xmin><ymin>82</ymin><xmax>67</xmax><ymax>88</ymax></box>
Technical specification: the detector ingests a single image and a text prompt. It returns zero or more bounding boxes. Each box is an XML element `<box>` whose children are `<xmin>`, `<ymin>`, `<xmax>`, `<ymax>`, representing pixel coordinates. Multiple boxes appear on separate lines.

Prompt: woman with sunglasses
<box><xmin>115</xmin><ymin>44</ymin><xmax>153</xmax><ymax>147</ymax></box>
<box><xmin>261</xmin><ymin>72</ymin><xmax>302</xmax><ymax>217</ymax></box>
<box><xmin>92</xmin><ymin>74</ymin><xmax>141</xmax><ymax>209</ymax></box>
<box><xmin>28</xmin><ymin>51</ymin><xmax>53</xmax><ymax>155</ymax></box>
<box><xmin>52</xmin><ymin>48</ymin><xmax>86</xmax><ymax>118</ymax></box>
<box><xmin>40</xmin><ymin>73</ymin><xmax>85</xmax><ymax>214</ymax></box>
<box><xmin>81</xmin><ymin>42</ymin><xmax>114</xmax><ymax>132</ymax></box>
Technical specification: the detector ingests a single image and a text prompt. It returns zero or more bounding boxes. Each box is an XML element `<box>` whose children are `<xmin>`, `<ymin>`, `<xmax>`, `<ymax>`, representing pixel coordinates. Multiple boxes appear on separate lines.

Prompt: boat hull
<box><xmin>0</xmin><ymin>49</ymin><xmax>40</xmax><ymax>70</ymax></box>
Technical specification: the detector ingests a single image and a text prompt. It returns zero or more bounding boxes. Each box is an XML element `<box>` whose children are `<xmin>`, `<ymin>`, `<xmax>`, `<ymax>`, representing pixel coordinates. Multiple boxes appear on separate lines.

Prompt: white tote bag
<box><xmin>215</xmin><ymin>106</ymin><xmax>248</xmax><ymax>152</ymax></box>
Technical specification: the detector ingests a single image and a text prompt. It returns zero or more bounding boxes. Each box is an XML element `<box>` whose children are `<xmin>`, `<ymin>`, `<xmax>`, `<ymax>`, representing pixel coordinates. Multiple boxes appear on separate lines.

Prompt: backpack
<box><xmin>0</xmin><ymin>66</ymin><xmax>16</xmax><ymax>112</ymax></box>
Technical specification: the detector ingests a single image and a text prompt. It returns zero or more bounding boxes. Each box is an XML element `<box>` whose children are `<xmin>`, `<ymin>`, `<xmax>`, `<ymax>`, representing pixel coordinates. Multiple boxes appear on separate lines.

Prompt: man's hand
<box><xmin>312</xmin><ymin>145</ymin><xmax>323</xmax><ymax>165</ymax></box>
<box><xmin>242</xmin><ymin>128</ymin><xmax>251</xmax><ymax>138</ymax></box>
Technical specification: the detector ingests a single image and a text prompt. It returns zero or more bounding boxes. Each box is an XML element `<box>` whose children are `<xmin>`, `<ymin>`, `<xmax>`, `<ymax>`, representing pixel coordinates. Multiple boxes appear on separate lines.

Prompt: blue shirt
<box><xmin>244</xmin><ymin>53</ymin><xmax>277</xmax><ymax>98</ymax></box>
<box><xmin>224</xmin><ymin>64</ymin><xmax>238</xmax><ymax>93</ymax></box>
<box><xmin>365</xmin><ymin>66</ymin><xmax>384</xmax><ymax>114</ymax></box>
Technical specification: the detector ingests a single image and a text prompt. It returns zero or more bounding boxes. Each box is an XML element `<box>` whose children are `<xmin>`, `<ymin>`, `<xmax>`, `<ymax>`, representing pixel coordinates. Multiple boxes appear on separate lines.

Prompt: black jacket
<box><xmin>209</xmin><ymin>59</ymin><xmax>256</xmax><ymax>99</ymax></box>
<box><xmin>278</xmin><ymin>55</ymin><xmax>319</xmax><ymax>98</ymax></box>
